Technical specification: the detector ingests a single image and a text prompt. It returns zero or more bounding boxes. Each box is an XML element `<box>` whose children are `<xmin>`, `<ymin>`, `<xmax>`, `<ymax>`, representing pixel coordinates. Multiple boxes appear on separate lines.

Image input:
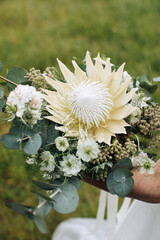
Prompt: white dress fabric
<box><xmin>52</xmin><ymin>192</ymin><xmax>160</xmax><ymax>240</ymax></box>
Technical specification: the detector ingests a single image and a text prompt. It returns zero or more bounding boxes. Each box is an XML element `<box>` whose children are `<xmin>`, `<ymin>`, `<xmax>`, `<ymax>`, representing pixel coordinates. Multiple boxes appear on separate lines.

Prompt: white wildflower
<box><xmin>26</xmin><ymin>154</ymin><xmax>37</xmax><ymax>164</ymax></box>
<box><xmin>40</xmin><ymin>151</ymin><xmax>55</xmax><ymax>172</ymax></box>
<box><xmin>60</xmin><ymin>154</ymin><xmax>82</xmax><ymax>176</ymax></box>
<box><xmin>77</xmin><ymin>139</ymin><xmax>100</xmax><ymax>162</ymax></box>
<box><xmin>131</xmin><ymin>92</ymin><xmax>150</xmax><ymax>108</ymax></box>
<box><xmin>129</xmin><ymin>107</ymin><xmax>141</xmax><ymax>125</ymax></box>
<box><xmin>43</xmin><ymin>173</ymin><xmax>53</xmax><ymax>180</ymax></box>
<box><xmin>131</xmin><ymin>151</ymin><xmax>156</xmax><ymax>174</ymax></box>
<box><xmin>6</xmin><ymin>84</ymin><xmax>43</xmax><ymax>125</ymax></box>
<box><xmin>55</xmin><ymin>136</ymin><xmax>69</xmax><ymax>152</ymax></box>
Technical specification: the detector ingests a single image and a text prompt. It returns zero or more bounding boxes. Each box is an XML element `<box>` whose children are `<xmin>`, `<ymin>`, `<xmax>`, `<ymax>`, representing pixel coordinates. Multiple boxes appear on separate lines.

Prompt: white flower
<box><xmin>131</xmin><ymin>151</ymin><xmax>156</xmax><ymax>174</ymax></box>
<box><xmin>129</xmin><ymin>107</ymin><xmax>141</xmax><ymax>125</ymax></box>
<box><xmin>42</xmin><ymin>52</ymin><xmax>137</xmax><ymax>145</ymax></box>
<box><xmin>77</xmin><ymin>138</ymin><xmax>100</xmax><ymax>162</ymax></box>
<box><xmin>131</xmin><ymin>92</ymin><xmax>150</xmax><ymax>109</ymax></box>
<box><xmin>40</xmin><ymin>151</ymin><xmax>55</xmax><ymax>172</ymax></box>
<box><xmin>26</xmin><ymin>154</ymin><xmax>37</xmax><ymax>164</ymax></box>
<box><xmin>60</xmin><ymin>154</ymin><xmax>82</xmax><ymax>176</ymax></box>
<box><xmin>55</xmin><ymin>136</ymin><xmax>69</xmax><ymax>152</ymax></box>
<box><xmin>6</xmin><ymin>84</ymin><xmax>43</xmax><ymax>125</ymax></box>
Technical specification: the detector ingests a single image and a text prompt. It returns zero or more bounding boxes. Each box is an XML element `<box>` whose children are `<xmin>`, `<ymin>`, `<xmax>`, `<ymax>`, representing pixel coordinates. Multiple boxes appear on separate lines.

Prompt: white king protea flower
<box><xmin>42</xmin><ymin>52</ymin><xmax>137</xmax><ymax>145</ymax></box>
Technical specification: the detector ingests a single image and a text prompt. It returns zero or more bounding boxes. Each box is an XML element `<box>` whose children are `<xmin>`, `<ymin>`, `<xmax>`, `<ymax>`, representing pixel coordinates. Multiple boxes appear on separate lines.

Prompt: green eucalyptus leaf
<box><xmin>6</xmin><ymin>201</ymin><xmax>34</xmax><ymax>216</ymax></box>
<box><xmin>7</xmin><ymin>66</ymin><xmax>28</xmax><ymax>90</ymax></box>
<box><xmin>113</xmin><ymin>168</ymin><xmax>133</xmax><ymax>183</ymax></box>
<box><xmin>0</xmin><ymin>61</ymin><xmax>3</xmax><ymax>73</ymax></box>
<box><xmin>0</xmin><ymin>99</ymin><xmax>5</xmax><ymax>112</ymax></box>
<box><xmin>140</xmin><ymin>74</ymin><xmax>158</xmax><ymax>93</ymax></box>
<box><xmin>38</xmin><ymin>197</ymin><xmax>53</xmax><ymax>218</ymax></box>
<box><xmin>33</xmin><ymin>209</ymin><xmax>49</xmax><ymax>234</ymax></box>
<box><xmin>68</xmin><ymin>176</ymin><xmax>81</xmax><ymax>190</ymax></box>
<box><xmin>1</xmin><ymin>133</ymin><xmax>20</xmax><ymax>149</ymax></box>
<box><xmin>31</xmin><ymin>190</ymin><xmax>55</xmax><ymax>202</ymax></box>
<box><xmin>46</xmin><ymin>123</ymin><xmax>59</xmax><ymax>144</ymax></box>
<box><xmin>112</xmin><ymin>158</ymin><xmax>133</xmax><ymax>170</ymax></box>
<box><xmin>0</xmin><ymin>87</ymin><xmax>4</xmax><ymax>98</ymax></box>
<box><xmin>114</xmin><ymin>177</ymin><xmax>134</xmax><ymax>198</ymax></box>
<box><xmin>23</xmin><ymin>133</ymin><xmax>42</xmax><ymax>154</ymax></box>
<box><xmin>106</xmin><ymin>172</ymin><xmax>116</xmax><ymax>195</ymax></box>
<box><xmin>78</xmin><ymin>63</ymin><xmax>86</xmax><ymax>72</ymax></box>
<box><xmin>10</xmin><ymin>126</ymin><xmax>35</xmax><ymax>138</ymax></box>
<box><xmin>32</xmin><ymin>180</ymin><xmax>56</xmax><ymax>191</ymax></box>
<box><xmin>52</xmin><ymin>183</ymin><xmax>79</xmax><ymax>214</ymax></box>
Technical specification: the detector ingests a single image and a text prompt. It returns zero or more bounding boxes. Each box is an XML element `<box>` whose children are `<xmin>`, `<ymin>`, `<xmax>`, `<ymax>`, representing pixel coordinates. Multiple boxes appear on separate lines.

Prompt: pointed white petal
<box><xmin>110</xmin><ymin>63</ymin><xmax>125</xmax><ymax>94</ymax></box>
<box><xmin>57</xmin><ymin>59</ymin><xmax>76</xmax><ymax>86</ymax></box>
<box><xmin>113</xmin><ymin>88</ymin><xmax>138</xmax><ymax>109</ymax></box>
<box><xmin>106</xmin><ymin>119</ymin><xmax>129</xmax><ymax>134</ymax></box>
<box><xmin>85</xmin><ymin>51</ymin><xmax>94</xmax><ymax>78</ymax></box>
<box><xmin>72</xmin><ymin>60</ymin><xmax>87</xmax><ymax>83</ymax></box>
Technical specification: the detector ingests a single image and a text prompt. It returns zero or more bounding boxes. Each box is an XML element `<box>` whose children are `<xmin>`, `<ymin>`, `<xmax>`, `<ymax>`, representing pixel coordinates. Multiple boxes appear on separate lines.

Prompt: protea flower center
<box><xmin>67</xmin><ymin>81</ymin><xmax>113</xmax><ymax>127</ymax></box>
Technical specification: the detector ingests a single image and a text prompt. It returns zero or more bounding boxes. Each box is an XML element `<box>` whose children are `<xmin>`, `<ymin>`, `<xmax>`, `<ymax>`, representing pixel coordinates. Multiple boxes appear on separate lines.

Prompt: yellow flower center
<box><xmin>67</xmin><ymin>81</ymin><xmax>113</xmax><ymax>127</ymax></box>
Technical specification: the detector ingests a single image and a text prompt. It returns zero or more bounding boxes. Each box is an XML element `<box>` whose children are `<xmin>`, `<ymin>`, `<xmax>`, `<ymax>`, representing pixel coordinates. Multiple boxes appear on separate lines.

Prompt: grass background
<box><xmin>0</xmin><ymin>0</ymin><xmax>160</xmax><ymax>239</ymax></box>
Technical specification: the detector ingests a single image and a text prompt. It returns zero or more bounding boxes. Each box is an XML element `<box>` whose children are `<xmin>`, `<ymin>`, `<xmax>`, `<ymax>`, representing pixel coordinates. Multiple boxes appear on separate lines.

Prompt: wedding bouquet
<box><xmin>0</xmin><ymin>52</ymin><xmax>160</xmax><ymax>233</ymax></box>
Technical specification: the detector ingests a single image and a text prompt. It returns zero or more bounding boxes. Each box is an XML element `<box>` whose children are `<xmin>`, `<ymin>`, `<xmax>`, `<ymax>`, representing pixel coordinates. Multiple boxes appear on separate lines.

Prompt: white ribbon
<box><xmin>106</xmin><ymin>193</ymin><xmax>118</xmax><ymax>240</ymax></box>
<box><xmin>94</xmin><ymin>190</ymin><xmax>107</xmax><ymax>232</ymax></box>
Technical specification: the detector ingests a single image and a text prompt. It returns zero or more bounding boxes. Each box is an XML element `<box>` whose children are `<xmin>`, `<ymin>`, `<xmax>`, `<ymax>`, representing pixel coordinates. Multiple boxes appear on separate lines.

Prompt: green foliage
<box><xmin>112</xmin><ymin>158</ymin><xmax>133</xmax><ymax>170</ymax></box>
<box><xmin>46</xmin><ymin>122</ymin><xmax>59</xmax><ymax>144</ymax></box>
<box><xmin>1</xmin><ymin>133</ymin><xmax>20</xmax><ymax>149</ymax></box>
<box><xmin>33</xmin><ymin>209</ymin><xmax>49</xmax><ymax>234</ymax></box>
<box><xmin>106</xmin><ymin>158</ymin><xmax>134</xmax><ymax>198</ymax></box>
<box><xmin>53</xmin><ymin>183</ymin><xmax>79</xmax><ymax>214</ymax></box>
<box><xmin>6</xmin><ymin>201</ymin><xmax>34</xmax><ymax>217</ymax></box>
<box><xmin>68</xmin><ymin>176</ymin><xmax>81</xmax><ymax>190</ymax></box>
<box><xmin>7</xmin><ymin>66</ymin><xmax>28</xmax><ymax>90</ymax></box>
<box><xmin>140</xmin><ymin>74</ymin><xmax>158</xmax><ymax>94</ymax></box>
<box><xmin>32</xmin><ymin>180</ymin><xmax>57</xmax><ymax>191</ymax></box>
<box><xmin>0</xmin><ymin>86</ymin><xmax>5</xmax><ymax>112</ymax></box>
<box><xmin>23</xmin><ymin>133</ymin><xmax>42</xmax><ymax>154</ymax></box>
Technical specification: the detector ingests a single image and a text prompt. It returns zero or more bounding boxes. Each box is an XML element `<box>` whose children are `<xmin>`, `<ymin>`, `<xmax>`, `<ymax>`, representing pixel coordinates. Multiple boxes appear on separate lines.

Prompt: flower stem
<box><xmin>0</xmin><ymin>75</ymin><xmax>17</xmax><ymax>86</ymax></box>
<box><xmin>37</xmin><ymin>188</ymin><xmax>61</xmax><ymax>209</ymax></box>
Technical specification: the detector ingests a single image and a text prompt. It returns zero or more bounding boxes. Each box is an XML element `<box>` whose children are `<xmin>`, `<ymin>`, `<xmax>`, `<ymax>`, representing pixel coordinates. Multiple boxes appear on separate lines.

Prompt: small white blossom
<box><xmin>131</xmin><ymin>92</ymin><xmax>150</xmax><ymax>109</ymax></box>
<box><xmin>40</xmin><ymin>151</ymin><xmax>55</xmax><ymax>172</ymax></box>
<box><xmin>43</xmin><ymin>173</ymin><xmax>53</xmax><ymax>180</ymax></box>
<box><xmin>131</xmin><ymin>151</ymin><xmax>156</xmax><ymax>174</ymax></box>
<box><xmin>55</xmin><ymin>136</ymin><xmax>69</xmax><ymax>152</ymax></box>
<box><xmin>77</xmin><ymin>139</ymin><xmax>100</xmax><ymax>162</ymax></box>
<box><xmin>60</xmin><ymin>154</ymin><xmax>82</xmax><ymax>176</ymax></box>
<box><xmin>129</xmin><ymin>107</ymin><xmax>141</xmax><ymax>125</ymax></box>
<box><xmin>6</xmin><ymin>84</ymin><xmax>43</xmax><ymax>125</ymax></box>
<box><xmin>26</xmin><ymin>154</ymin><xmax>37</xmax><ymax>164</ymax></box>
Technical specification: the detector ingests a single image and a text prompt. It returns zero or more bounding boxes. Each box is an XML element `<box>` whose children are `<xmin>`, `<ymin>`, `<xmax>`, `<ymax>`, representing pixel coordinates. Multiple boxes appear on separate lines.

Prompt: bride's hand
<box><xmin>84</xmin><ymin>159</ymin><xmax>160</xmax><ymax>203</ymax></box>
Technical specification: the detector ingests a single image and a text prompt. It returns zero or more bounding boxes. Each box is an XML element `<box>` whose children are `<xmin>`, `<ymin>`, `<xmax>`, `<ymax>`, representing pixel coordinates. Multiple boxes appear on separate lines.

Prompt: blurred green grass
<box><xmin>0</xmin><ymin>0</ymin><xmax>160</xmax><ymax>239</ymax></box>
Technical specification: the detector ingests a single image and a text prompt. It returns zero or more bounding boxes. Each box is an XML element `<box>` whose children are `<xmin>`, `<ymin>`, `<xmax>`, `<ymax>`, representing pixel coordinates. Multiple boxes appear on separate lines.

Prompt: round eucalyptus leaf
<box><xmin>106</xmin><ymin>172</ymin><xmax>116</xmax><ymax>195</ymax></box>
<box><xmin>7</xmin><ymin>66</ymin><xmax>28</xmax><ymax>90</ymax></box>
<box><xmin>114</xmin><ymin>177</ymin><xmax>134</xmax><ymax>198</ymax></box>
<box><xmin>53</xmin><ymin>183</ymin><xmax>79</xmax><ymax>214</ymax></box>
<box><xmin>112</xmin><ymin>158</ymin><xmax>132</xmax><ymax>170</ymax></box>
<box><xmin>38</xmin><ymin>197</ymin><xmax>53</xmax><ymax>218</ymax></box>
<box><xmin>10</xmin><ymin>126</ymin><xmax>35</xmax><ymax>138</ymax></box>
<box><xmin>113</xmin><ymin>168</ymin><xmax>133</xmax><ymax>183</ymax></box>
<box><xmin>0</xmin><ymin>87</ymin><xmax>4</xmax><ymax>98</ymax></box>
<box><xmin>23</xmin><ymin>133</ymin><xmax>42</xmax><ymax>154</ymax></box>
<box><xmin>1</xmin><ymin>133</ymin><xmax>20</xmax><ymax>149</ymax></box>
<box><xmin>33</xmin><ymin>209</ymin><xmax>48</xmax><ymax>234</ymax></box>
<box><xmin>68</xmin><ymin>176</ymin><xmax>81</xmax><ymax>190</ymax></box>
